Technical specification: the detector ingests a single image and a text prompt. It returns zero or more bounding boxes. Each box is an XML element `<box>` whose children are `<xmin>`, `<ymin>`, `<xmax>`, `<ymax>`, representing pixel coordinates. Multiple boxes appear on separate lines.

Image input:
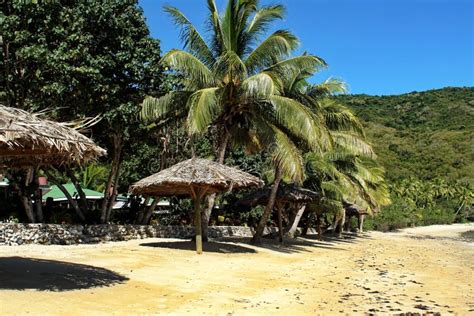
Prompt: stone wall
<box><xmin>0</xmin><ymin>223</ymin><xmax>267</xmax><ymax>246</ymax></box>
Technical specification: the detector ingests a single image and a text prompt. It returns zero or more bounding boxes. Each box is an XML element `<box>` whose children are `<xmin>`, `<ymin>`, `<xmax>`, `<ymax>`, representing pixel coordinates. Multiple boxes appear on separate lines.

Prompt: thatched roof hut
<box><xmin>0</xmin><ymin>105</ymin><xmax>106</xmax><ymax>167</ymax></box>
<box><xmin>343</xmin><ymin>201</ymin><xmax>368</xmax><ymax>215</ymax></box>
<box><xmin>236</xmin><ymin>184</ymin><xmax>320</xmax><ymax>207</ymax></box>
<box><xmin>130</xmin><ymin>158</ymin><xmax>264</xmax><ymax>197</ymax></box>
<box><xmin>130</xmin><ymin>158</ymin><xmax>263</xmax><ymax>254</ymax></box>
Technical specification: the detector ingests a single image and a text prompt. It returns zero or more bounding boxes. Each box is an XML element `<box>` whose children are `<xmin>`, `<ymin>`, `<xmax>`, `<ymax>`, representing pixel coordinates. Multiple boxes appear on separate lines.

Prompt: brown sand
<box><xmin>0</xmin><ymin>224</ymin><xmax>472</xmax><ymax>315</ymax></box>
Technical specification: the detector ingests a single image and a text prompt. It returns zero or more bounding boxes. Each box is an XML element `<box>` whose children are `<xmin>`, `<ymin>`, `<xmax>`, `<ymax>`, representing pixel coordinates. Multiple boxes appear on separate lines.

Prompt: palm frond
<box><xmin>307</xmin><ymin>77</ymin><xmax>348</xmax><ymax>97</ymax></box>
<box><xmin>241</xmin><ymin>72</ymin><xmax>276</xmax><ymax>100</ymax></box>
<box><xmin>161</xmin><ymin>50</ymin><xmax>215</xmax><ymax>89</ymax></box>
<box><xmin>266</xmin><ymin>54</ymin><xmax>327</xmax><ymax>77</ymax></box>
<box><xmin>164</xmin><ymin>6</ymin><xmax>215</xmax><ymax>66</ymax></box>
<box><xmin>140</xmin><ymin>92</ymin><xmax>191</xmax><ymax>123</ymax></box>
<box><xmin>213</xmin><ymin>50</ymin><xmax>248</xmax><ymax>82</ymax></box>
<box><xmin>221</xmin><ymin>0</ymin><xmax>242</xmax><ymax>52</ymax></box>
<box><xmin>322</xmin><ymin>99</ymin><xmax>365</xmax><ymax>135</ymax></box>
<box><xmin>186</xmin><ymin>88</ymin><xmax>222</xmax><ymax>135</ymax></box>
<box><xmin>207</xmin><ymin>0</ymin><xmax>226</xmax><ymax>54</ymax></box>
<box><xmin>321</xmin><ymin>180</ymin><xmax>346</xmax><ymax>200</ymax></box>
<box><xmin>305</xmin><ymin>152</ymin><xmax>340</xmax><ymax>179</ymax></box>
<box><xmin>331</xmin><ymin>132</ymin><xmax>375</xmax><ymax>158</ymax></box>
<box><xmin>245</xmin><ymin>30</ymin><xmax>299</xmax><ymax>73</ymax></box>
<box><xmin>270</xmin><ymin>95</ymin><xmax>331</xmax><ymax>152</ymax></box>
<box><xmin>268</xmin><ymin>123</ymin><xmax>305</xmax><ymax>184</ymax></box>
<box><xmin>247</xmin><ymin>4</ymin><xmax>285</xmax><ymax>37</ymax></box>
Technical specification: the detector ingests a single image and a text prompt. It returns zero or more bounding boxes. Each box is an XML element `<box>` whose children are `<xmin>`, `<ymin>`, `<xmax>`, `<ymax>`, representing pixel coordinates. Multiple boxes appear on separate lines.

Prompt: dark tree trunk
<box><xmin>45</xmin><ymin>170</ymin><xmax>86</xmax><ymax>222</ymax></box>
<box><xmin>31</xmin><ymin>168</ymin><xmax>43</xmax><ymax>222</ymax></box>
<box><xmin>316</xmin><ymin>214</ymin><xmax>323</xmax><ymax>241</ymax></box>
<box><xmin>332</xmin><ymin>210</ymin><xmax>346</xmax><ymax>237</ymax></box>
<box><xmin>201</xmin><ymin>130</ymin><xmax>230</xmax><ymax>241</ymax></box>
<box><xmin>136</xmin><ymin>196</ymin><xmax>150</xmax><ymax>224</ymax></box>
<box><xmin>142</xmin><ymin>198</ymin><xmax>159</xmax><ymax>225</ymax></box>
<box><xmin>105</xmin><ymin>160</ymin><xmax>122</xmax><ymax>222</ymax></box>
<box><xmin>34</xmin><ymin>185</ymin><xmax>44</xmax><ymax>223</ymax></box>
<box><xmin>21</xmin><ymin>196</ymin><xmax>35</xmax><ymax>223</ymax></box>
<box><xmin>276</xmin><ymin>202</ymin><xmax>284</xmax><ymax>243</ymax></box>
<box><xmin>66</xmin><ymin>169</ymin><xmax>89</xmax><ymax>215</ymax></box>
<box><xmin>100</xmin><ymin>134</ymin><xmax>123</xmax><ymax>223</ymax></box>
<box><xmin>302</xmin><ymin>212</ymin><xmax>314</xmax><ymax>236</ymax></box>
<box><xmin>284</xmin><ymin>204</ymin><xmax>306</xmax><ymax>238</ymax></box>
<box><xmin>20</xmin><ymin>168</ymin><xmax>36</xmax><ymax>223</ymax></box>
<box><xmin>251</xmin><ymin>167</ymin><xmax>283</xmax><ymax>244</ymax></box>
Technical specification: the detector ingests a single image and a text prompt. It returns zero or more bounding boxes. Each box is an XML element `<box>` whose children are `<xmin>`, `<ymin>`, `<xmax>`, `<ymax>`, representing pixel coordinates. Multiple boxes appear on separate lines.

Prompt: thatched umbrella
<box><xmin>0</xmin><ymin>105</ymin><xmax>106</xmax><ymax>167</ymax></box>
<box><xmin>130</xmin><ymin>158</ymin><xmax>264</xmax><ymax>254</ymax></box>
<box><xmin>235</xmin><ymin>184</ymin><xmax>319</xmax><ymax>242</ymax></box>
<box><xmin>236</xmin><ymin>184</ymin><xmax>319</xmax><ymax>207</ymax></box>
<box><xmin>343</xmin><ymin>201</ymin><xmax>368</xmax><ymax>232</ymax></box>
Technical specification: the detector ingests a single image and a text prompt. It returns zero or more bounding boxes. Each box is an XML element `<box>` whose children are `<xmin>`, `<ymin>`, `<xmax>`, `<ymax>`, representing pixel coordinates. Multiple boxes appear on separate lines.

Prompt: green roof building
<box><xmin>42</xmin><ymin>183</ymin><xmax>103</xmax><ymax>202</ymax></box>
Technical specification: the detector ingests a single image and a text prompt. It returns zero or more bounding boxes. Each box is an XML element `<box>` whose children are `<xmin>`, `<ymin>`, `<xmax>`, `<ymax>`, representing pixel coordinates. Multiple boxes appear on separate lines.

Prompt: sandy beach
<box><xmin>0</xmin><ymin>224</ymin><xmax>472</xmax><ymax>315</ymax></box>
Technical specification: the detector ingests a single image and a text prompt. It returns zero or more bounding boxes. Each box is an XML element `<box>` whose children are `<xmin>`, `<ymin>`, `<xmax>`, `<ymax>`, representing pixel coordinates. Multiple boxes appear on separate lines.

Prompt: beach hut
<box><xmin>130</xmin><ymin>158</ymin><xmax>263</xmax><ymax>254</ymax></box>
<box><xmin>0</xmin><ymin>105</ymin><xmax>106</xmax><ymax>167</ymax></box>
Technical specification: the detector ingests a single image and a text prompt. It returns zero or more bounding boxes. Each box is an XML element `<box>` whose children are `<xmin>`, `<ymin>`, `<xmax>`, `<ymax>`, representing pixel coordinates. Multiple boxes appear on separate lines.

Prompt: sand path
<box><xmin>0</xmin><ymin>224</ymin><xmax>473</xmax><ymax>315</ymax></box>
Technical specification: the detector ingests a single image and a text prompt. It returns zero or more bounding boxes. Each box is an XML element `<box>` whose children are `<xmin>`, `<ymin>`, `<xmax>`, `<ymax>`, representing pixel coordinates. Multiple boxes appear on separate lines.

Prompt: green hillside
<box><xmin>339</xmin><ymin>87</ymin><xmax>474</xmax><ymax>185</ymax></box>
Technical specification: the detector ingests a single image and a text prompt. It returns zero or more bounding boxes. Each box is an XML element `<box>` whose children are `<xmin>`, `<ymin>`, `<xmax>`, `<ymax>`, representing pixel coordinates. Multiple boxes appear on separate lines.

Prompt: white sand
<box><xmin>0</xmin><ymin>224</ymin><xmax>472</xmax><ymax>315</ymax></box>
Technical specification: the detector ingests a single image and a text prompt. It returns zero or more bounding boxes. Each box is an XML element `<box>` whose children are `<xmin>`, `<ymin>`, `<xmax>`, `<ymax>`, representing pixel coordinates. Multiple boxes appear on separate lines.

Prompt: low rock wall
<box><xmin>0</xmin><ymin>223</ymin><xmax>272</xmax><ymax>246</ymax></box>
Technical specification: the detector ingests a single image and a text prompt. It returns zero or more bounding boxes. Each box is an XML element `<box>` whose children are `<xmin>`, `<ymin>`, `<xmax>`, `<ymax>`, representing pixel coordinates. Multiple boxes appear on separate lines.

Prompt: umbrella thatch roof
<box><xmin>0</xmin><ymin>105</ymin><xmax>106</xmax><ymax>167</ymax></box>
<box><xmin>343</xmin><ymin>201</ymin><xmax>368</xmax><ymax>215</ymax></box>
<box><xmin>236</xmin><ymin>184</ymin><xmax>320</xmax><ymax>207</ymax></box>
<box><xmin>130</xmin><ymin>158</ymin><xmax>264</xmax><ymax>197</ymax></box>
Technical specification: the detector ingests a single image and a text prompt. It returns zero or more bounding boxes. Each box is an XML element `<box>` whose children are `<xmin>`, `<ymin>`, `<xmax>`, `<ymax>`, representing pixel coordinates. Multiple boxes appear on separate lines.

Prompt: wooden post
<box><xmin>194</xmin><ymin>192</ymin><xmax>203</xmax><ymax>254</ymax></box>
<box><xmin>358</xmin><ymin>214</ymin><xmax>365</xmax><ymax>233</ymax></box>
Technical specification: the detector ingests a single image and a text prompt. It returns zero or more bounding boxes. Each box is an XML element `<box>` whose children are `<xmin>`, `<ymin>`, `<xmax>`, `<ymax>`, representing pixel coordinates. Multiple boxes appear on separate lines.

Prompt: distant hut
<box><xmin>236</xmin><ymin>184</ymin><xmax>320</xmax><ymax>242</ymax></box>
<box><xmin>0</xmin><ymin>105</ymin><xmax>106</xmax><ymax>167</ymax></box>
<box><xmin>343</xmin><ymin>201</ymin><xmax>368</xmax><ymax>232</ymax></box>
<box><xmin>237</xmin><ymin>184</ymin><xmax>319</xmax><ymax>207</ymax></box>
<box><xmin>130</xmin><ymin>158</ymin><xmax>263</xmax><ymax>254</ymax></box>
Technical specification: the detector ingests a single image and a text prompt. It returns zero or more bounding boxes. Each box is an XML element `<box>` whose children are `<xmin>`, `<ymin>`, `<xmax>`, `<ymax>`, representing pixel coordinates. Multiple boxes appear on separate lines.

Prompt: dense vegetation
<box><xmin>339</xmin><ymin>87</ymin><xmax>474</xmax><ymax>230</ymax></box>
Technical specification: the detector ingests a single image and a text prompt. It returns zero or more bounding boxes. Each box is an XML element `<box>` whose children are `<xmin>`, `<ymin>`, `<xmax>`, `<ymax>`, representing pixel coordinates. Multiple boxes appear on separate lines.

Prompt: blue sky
<box><xmin>139</xmin><ymin>0</ymin><xmax>473</xmax><ymax>95</ymax></box>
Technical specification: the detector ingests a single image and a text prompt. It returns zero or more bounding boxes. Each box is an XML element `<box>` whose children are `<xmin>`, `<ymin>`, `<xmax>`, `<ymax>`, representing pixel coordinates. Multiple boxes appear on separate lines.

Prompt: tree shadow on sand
<box><xmin>0</xmin><ymin>257</ymin><xmax>128</xmax><ymax>291</ymax></box>
<box><xmin>301</xmin><ymin>232</ymin><xmax>373</xmax><ymax>244</ymax></box>
<box><xmin>216</xmin><ymin>236</ymin><xmax>347</xmax><ymax>254</ymax></box>
<box><xmin>141</xmin><ymin>232</ymin><xmax>369</xmax><ymax>255</ymax></box>
<box><xmin>140</xmin><ymin>240</ymin><xmax>257</xmax><ymax>254</ymax></box>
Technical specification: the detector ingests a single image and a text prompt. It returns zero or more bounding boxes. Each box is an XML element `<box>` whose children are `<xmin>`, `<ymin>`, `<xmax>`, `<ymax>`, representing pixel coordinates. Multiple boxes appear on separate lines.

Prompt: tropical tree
<box><xmin>141</xmin><ymin>0</ymin><xmax>328</xmax><ymax>241</ymax></box>
<box><xmin>1</xmin><ymin>0</ymin><xmax>166</xmax><ymax>223</ymax></box>
<box><xmin>263</xmin><ymin>68</ymin><xmax>390</xmax><ymax>236</ymax></box>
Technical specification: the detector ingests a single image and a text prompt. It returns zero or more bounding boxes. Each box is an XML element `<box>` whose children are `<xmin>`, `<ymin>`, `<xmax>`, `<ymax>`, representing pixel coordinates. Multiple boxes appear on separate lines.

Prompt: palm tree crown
<box><xmin>141</xmin><ymin>0</ymin><xmax>328</xmax><ymax>182</ymax></box>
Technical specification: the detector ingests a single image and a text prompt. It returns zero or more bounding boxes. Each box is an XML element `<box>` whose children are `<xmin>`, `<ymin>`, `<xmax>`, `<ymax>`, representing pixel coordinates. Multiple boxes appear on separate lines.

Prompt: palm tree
<box><xmin>141</xmin><ymin>0</ymin><xmax>328</xmax><ymax>241</ymax></box>
<box><xmin>265</xmin><ymin>70</ymin><xmax>389</xmax><ymax>237</ymax></box>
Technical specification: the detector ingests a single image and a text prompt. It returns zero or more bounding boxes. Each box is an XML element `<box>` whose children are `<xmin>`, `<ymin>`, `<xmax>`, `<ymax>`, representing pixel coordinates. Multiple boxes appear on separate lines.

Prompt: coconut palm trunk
<box><xmin>251</xmin><ymin>167</ymin><xmax>283</xmax><ymax>244</ymax></box>
<box><xmin>201</xmin><ymin>131</ymin><xmax>230</xmax><ymax>241</ymax></box>
<box><xmin>285</xmin><ymin>204</ymin><xmax>306</xmax><ymax>238</ymax></box>
<box><xmin>142</xmin><ymin>198</ymin><xmax>159</xmax><ymax>225</ymax></box>
<box><xmin>276</xmin><ymin>201</ymin><xmax>284</xmax><ymax>243</ymax></box>
<box><xmin>100</xmin><ymin>134</ymin><xmax>123</xmax><ymax>223</ymax></box>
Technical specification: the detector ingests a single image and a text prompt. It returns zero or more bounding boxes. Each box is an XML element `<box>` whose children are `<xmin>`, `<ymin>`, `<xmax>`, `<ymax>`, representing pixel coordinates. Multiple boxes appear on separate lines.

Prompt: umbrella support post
<box><xmin>194</xmin><ymin>194</ymin><xmax>203</xmax><ymax>254</ymax></box>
